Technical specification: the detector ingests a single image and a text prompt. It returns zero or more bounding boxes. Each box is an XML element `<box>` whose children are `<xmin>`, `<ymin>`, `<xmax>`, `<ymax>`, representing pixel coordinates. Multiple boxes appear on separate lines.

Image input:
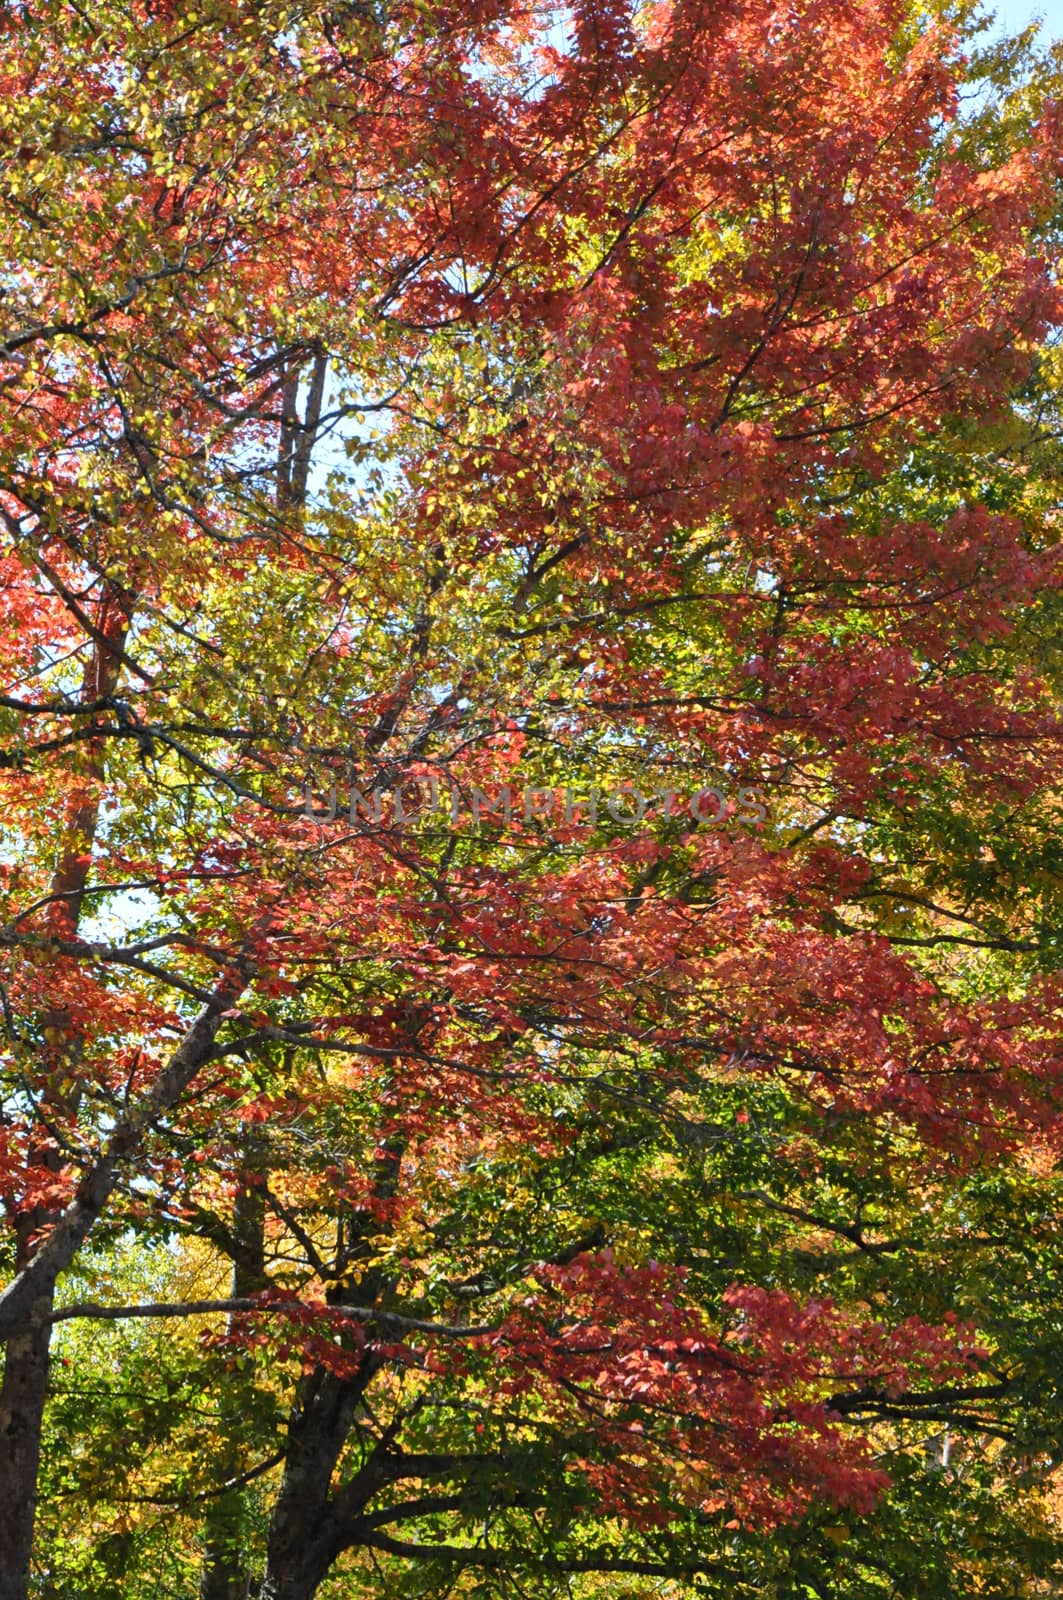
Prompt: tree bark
<box><xmin>0</xmin><ymin>589</ymin><xmax>131</xmax><ymax>1598</ymax></box>
<box><xmin>257</xmin><ymin>1141</ymin><xmax>402</xmax><ymax>1600</ymax></box>
<box><xmin>289</xmin><ymin>349</ymin><xmax>327</xmax><ymax>508</ymax></box>
<box><xmin>277</xmin><ymin>347</ymin><xmax>327</xmax><ymax>511</ymax></box>
<box><xmin>0</xmin><ymin>1282</ymin><xmax>58</xmax><ymax>1600</ymax></box>
<box><xmin>257</xmin><ymin>1361</ymin><xmax>383</xmax><ymax>1600</ymax></box>
<box><xmin>200</xmin><ymin>1168</ymin><xmax>269</xmax><ymax>1600</ymax></box>
<box><xmin>231</xmin><ymin>343</ymin><xmax>338</xmax><ymax>1600</ymax></box>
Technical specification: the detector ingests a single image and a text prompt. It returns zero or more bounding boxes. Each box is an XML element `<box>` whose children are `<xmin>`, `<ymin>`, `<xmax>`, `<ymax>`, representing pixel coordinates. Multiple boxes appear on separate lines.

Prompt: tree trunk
<box><xmin>200</xmin><ymin>1169</ymin><xmax>268</xmax><ymax>1600</ymax></box>
<box><xmin>0</xmin><ymin>590</ymin><xmax>130</xmax><ymax>1599</ymax></box>
<box><xmin>0</xmin><ymin>1280</ymin><xmax>57</xmax><ymax>1600</ymax></box>
<box><xmin>277</xmin><ymin>347</ymin><xmax>327</xmax><ymax>511</ymax></box>
<box><xmin>257</xmin><ymin>1142</ymin><xmax>401</xmax><ymax>1600</ymax></box>
<box><xmin>257</xmin><ymin>1364</ymin><xmax>375</xmax><ymax>1600</ymax></box>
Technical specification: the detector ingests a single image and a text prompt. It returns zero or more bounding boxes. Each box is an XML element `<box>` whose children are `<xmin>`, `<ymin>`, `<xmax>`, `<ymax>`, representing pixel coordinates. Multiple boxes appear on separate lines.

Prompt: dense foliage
<box><xmin>1</xmin><ymin>2</ymin><xmax>1062</xmax><ymax>1598</ymax></box>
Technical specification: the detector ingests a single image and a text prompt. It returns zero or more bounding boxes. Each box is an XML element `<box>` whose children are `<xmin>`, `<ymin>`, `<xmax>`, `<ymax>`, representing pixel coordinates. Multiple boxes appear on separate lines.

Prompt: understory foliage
<box><xmin>1</xmin><ymin>1</ymin><xmax>1063</xmax><ymax>1597</ymax></box>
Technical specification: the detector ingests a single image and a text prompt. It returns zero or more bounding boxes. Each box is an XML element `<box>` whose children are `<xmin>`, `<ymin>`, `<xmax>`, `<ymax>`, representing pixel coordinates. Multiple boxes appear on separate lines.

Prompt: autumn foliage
<box><xmin>1</xmin><ymin>1</ymin><xmax>1063</xmax><ymax>1598</ymax></box>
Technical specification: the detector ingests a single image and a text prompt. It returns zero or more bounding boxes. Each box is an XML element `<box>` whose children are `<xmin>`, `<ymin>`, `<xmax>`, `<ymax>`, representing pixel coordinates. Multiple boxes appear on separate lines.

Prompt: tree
<box><xmin>1</xmin><ymin>1</ymin><xmax>1062</xmax><ymax>1598</ymax></box>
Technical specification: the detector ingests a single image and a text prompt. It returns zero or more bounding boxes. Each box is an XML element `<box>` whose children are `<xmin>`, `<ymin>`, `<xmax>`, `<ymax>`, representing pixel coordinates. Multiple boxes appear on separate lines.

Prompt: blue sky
<box><xmin>988</xmin><ymin>0</ymin><xmax>1061</xmax><ymax>39</ymax></box>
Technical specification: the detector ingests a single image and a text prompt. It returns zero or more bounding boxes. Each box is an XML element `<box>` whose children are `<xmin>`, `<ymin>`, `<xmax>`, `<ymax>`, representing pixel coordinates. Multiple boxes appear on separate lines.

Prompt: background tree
<box><xmin>1</xmin><ymin>2</ymin><xmax>1062</xmax><ymax>1600</ymax></box>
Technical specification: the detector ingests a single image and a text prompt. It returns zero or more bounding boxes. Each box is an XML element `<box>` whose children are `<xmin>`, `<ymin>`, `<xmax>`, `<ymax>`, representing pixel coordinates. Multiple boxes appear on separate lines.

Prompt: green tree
<box><xmin>1</xmin><ymin>3</ymin><xmax>1063</xmax><ymax>1600</ymax></box>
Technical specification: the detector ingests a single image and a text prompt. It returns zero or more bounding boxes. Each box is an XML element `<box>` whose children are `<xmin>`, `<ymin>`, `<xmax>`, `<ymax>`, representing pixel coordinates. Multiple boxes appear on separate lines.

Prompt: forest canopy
<box><xmin>1</xmin><ymin>2</ymin><xmax>1063</xmax><ymax>1598</ymax></box>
